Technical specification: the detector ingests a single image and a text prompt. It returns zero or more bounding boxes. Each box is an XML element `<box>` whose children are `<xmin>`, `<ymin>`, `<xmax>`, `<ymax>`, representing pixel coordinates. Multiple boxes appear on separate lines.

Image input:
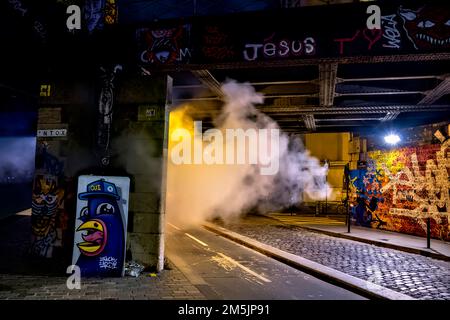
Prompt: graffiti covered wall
<box><xmin>349</xmin><ymin>126</ymin><xmax>450</xmax><ymax>241</ymax></box>
<box><xmin>133</xmin><ymin>2</ymin><xmax>450</xmax><ymax>67</ymax></box>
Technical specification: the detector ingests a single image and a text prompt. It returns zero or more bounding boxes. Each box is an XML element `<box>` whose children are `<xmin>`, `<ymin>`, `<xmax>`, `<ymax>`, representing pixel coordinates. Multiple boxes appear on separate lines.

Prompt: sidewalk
<box><xmin>0</xmin><ymin>214</ymin><xmax>205</xmax><ymax>300</ymax></box>
<box><xmin>266</xmin><ymin>213</ymin><xmax>450</xmax><ymax>261</ymax></box>
<box><xmin>0</xmin><ymin>260</ymin><xmax>205</xmax><ymax>300</ymax></box>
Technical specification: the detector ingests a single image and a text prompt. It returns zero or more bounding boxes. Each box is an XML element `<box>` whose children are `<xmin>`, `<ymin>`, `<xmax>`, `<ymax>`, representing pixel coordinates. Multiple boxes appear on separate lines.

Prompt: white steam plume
<box><xmin>166</xmin><ymin>80</ymin><xmax>330</xmax><ymax>227</ymax></box>
<box><xmin>0</xmin><ymin>137</ymin><xmax>36</xmax><ymax>184</ymax></box>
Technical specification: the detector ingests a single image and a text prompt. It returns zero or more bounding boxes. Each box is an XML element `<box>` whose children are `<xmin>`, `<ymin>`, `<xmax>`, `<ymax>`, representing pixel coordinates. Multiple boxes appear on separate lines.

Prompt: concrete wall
<box><xmin>33</xmin><ymin>74</ymin><xmax>169</xmax><ymax>271</ymax></box>
<box><xmin>305</xmin><ymin>133</ymin><xmax>350</xmax><ymax>162</ymax></box>
<box><xmin>304</xmin><ymin>132</ymin><xmax>350</xmax><ymax>202</ymax></box>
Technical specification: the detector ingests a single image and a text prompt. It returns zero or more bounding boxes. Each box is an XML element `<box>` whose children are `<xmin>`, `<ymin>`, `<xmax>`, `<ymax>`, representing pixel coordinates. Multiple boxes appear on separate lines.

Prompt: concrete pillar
<box><xmin>33</xmin><ymin>73</ymin><xmax>170</xmax><ymax>271</ymax></box>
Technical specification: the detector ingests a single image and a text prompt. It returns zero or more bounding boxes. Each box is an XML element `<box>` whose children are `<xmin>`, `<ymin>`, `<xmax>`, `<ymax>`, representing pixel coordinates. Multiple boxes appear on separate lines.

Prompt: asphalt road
<box><xmin>165</xmin><ymin>222</ymin><xmax>366</xmax><ymax>300</ymax></box>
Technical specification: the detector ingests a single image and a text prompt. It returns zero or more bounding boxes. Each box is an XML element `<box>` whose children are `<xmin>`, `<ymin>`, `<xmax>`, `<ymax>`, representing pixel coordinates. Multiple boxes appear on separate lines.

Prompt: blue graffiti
<box><xmin>350</xmin><ymin>168</ymin><xmax>387</xmax><ymax>229</ymax></box>
<box><xmin>35</xmin><ymin>142</ymin><xmax>64</xmax><ymax>177</ymax></box>
<box><xmin>84</xmin><ymin>0</ymin><xmax>105</xmax><ymax>34</ymax></box>
<box><xmin>75</xmin><ymin>179</ymin><xmax>125</xmax><ymax>277</ymax></box>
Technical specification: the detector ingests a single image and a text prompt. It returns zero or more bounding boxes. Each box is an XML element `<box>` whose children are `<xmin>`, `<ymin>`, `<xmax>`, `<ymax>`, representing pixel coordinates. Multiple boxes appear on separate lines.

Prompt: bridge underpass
<box><xmin>0</xmin><ymin>1</ymin><xmax>449</xmax><ymax>302</ymax></box>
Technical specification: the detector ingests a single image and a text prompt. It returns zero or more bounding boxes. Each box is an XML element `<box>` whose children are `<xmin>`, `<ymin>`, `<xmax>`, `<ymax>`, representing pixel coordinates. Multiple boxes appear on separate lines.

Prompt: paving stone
<box><xmin>220</xmin><ymin>215</ymin><xmax>450</xmax><ymax>300</ymax></box>
<box><xmin>0</xmin><ymin>263</ymin><xmax>205</xmax><ymax>300</ymax></box>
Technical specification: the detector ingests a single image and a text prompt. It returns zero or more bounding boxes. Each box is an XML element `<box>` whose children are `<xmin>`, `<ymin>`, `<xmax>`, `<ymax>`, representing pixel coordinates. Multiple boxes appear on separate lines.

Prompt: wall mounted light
<box><xmin>384</xmin><ymin>133</ymin><xmax>401</xmax><ymax>145</ymax></box>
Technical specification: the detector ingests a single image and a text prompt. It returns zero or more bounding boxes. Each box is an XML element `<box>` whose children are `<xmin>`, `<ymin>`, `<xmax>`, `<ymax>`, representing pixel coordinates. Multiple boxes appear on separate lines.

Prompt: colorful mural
<box><xmin>399</xmin><ymin>5</ymin><xmax>450</xmax><ymax>50</ymax></box>
<box><xmin>137</xmin><ymin>24</ymin><xmax>192</xmax><ymax>65</ymax></box>
<box><xmin>72</xmin><ymin>176</ymin><xmax>130</xmax><ymax>277</ymax></box>
<box><xmin>335</xmin><ymin>4</ymin><xmax>450</xmax><ymax>55</ymax></box>
<box><xmin>349</xmin><ymin>127</ymin><xmax>450</xmax><ymax>241</ymax></box>
<box><xmin>31</xmin><ymin>142</ymin><xmax>67</xmax><ymax>258</ymax></box>
<box><xmin>349</xmin><ymin>166</ymin><xmax>387</xmax><ymax>229</ymax></box>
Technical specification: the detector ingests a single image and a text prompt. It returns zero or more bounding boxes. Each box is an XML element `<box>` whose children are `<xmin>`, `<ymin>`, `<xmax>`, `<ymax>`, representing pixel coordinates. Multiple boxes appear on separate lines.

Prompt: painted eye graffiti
<box><xmin>96</xmin><ymin>203</ymin><xmax>115</xmax><ymax>215</ymax></box>
<box><xmin>417</xmin><ymin>20</ymin><xmax>435</xmax><ymax>28</ymax></box>
<box><xmin>80</xmin><ymin>207</ymin><xmax>89</xmax><ymax>217</ymax></box>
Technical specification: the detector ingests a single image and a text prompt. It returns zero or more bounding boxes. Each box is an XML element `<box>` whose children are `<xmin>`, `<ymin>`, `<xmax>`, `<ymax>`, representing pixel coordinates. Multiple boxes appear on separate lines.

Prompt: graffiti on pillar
<box><xmin>73</xmin><ymin>176</ymin><xmax>130</xmax><ymax>277</ymax></box>
<box><xmin>399</xmin><ymin>5</ymin><xmax>450</xmax><ymax>50</ymax></box>
<box><xmin>350</xmin><ymin>126</ymin><xmax>450</xmax><ymax>241</ymax></box>
<box><xmin>31</xmin><ymin>142</ymin><xmax>66</xmax><ymax>258</ymax></box>
<box><xmin>104</xmin><ymin>0</ymin><xmax>117</xmax><ymax>25</ymax></box>
<box><xmin>96</xmin><ymin>64</ymin><xmax>121</xmax><ymax>166</ymax></box>
<box><xmin>31</xmin><ymin>175</ymin><xmax>64</xmax><ymax>257</ymax></box>
<box><xmin>84</xmin><ymin>0</ymin><xmax>105</xmax><ymax>33</ymax></box>
<box><xmin>137</xmin><ymin>24</ymin><xmax>192</xmax><ymax>65</ymax></box>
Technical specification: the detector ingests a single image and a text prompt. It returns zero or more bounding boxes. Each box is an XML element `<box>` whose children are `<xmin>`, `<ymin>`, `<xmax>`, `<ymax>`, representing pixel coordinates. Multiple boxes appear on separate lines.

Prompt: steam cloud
<box><xmin>166</xmin><ymin>80</ymin><xmax>330</xmax><ymax>227</ymax></box>
<box><xmin>0</xmin><ymin>137</ymin><xmax>36</xmax><ymax>184</ymax></box>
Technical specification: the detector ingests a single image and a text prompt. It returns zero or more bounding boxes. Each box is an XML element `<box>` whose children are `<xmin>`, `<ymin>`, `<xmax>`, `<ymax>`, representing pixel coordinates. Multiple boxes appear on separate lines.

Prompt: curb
<box><xmin>260</xmin><ymin>214</ymin><xmax>450</xmax><ymax>262</ymax></box>
<box><xmin>0</xmin><ymin>209</ymin><xmax>31</xmax><ymax>225</ymax></box>
<box><xmin>298</xmin><ymin>225</ymin><xmax>450</xmax><ymax>262</ymax></box>
<box><xmin>203</xmin><ymin>222</ymin><xmax>416</xmax><ymax>300</ymax></box>
<box><xmin>0</xmin><ymin>214</ymin><xmax>27</xmax><ymax>226</ymax></box>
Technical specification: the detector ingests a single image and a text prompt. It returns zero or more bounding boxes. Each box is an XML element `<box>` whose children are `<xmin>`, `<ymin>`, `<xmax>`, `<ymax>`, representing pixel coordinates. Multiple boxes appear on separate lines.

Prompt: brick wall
<box><xmin>349</xmin><ymin>123</ymin><xmax>449</xmax><ymax>241</ymax></box>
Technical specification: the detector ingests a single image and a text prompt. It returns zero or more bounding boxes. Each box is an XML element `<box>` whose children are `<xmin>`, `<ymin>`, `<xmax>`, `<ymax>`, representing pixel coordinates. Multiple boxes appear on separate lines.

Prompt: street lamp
<box><xmin>384</xmin><ymin>133</ymin><xmax>401</xmax><ymax>145</ymax></box>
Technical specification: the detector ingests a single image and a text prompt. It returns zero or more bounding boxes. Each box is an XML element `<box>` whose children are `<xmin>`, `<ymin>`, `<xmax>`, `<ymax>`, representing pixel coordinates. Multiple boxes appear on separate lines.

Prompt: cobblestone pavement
<box><xmin>0</xmin><ymin>216</ymin><xmax>205</xmax><ymax>300</ymax></box>
<box><xmin>219</xmin><ymin>216</ymin><xmax>450</xmax><ymax>300</ymax></box>
<box><xmin>0</xmin><ymin>263</ymin><xmax>205</xmax><ymax>300</ymax></box>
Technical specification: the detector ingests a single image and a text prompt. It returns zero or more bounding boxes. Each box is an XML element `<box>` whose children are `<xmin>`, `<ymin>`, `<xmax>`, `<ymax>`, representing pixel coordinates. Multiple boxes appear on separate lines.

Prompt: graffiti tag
<box><xmin>99</xmin><ymin>256</ymin><xmax>118</xmax><ymax>270</ymax></box>
<box><xmin>243</xmin><ymin>34</ymin><xmax>316</xmax><ymax>61</ymax></box>
<box><xmin>139</xmin><ymin>25</ymin><xmax>192</xmax><ymax>65</ymax></box>
<box><xmin>7</xmin><ymin>0</ymin><xmax>27</xmax><ymax>16</ymax></box>
<box><xmin>334</xmin><ymin>28</ymin><xmax>383</xmax><ymax>55</ymax></box>
<box><xmin>382</xmin><ymin>14</ymin><xmax>401</xmax><ymax>49</ymax></box>
<box><xmin>202</xmin><ymin>26</ymin><xmax>236</xmax><ymax>60</ymax></box>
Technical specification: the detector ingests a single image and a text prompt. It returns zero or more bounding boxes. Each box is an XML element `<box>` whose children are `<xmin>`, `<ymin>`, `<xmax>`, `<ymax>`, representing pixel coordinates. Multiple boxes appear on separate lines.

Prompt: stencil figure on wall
<box><xmin>96</xmin><ymin>64</ymin><xmax>122</xmax><ymax>166</ymax></box>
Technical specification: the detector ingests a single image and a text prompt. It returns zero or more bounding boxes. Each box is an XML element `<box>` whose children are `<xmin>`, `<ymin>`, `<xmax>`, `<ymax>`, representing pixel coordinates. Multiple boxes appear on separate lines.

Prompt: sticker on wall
<box><xmin>72</xmin><ymin>175</ymin><xmax>130</xmax><ymax>277</ymax></box>
<box><xmin>138</xmin><ymin>105</ymin><xmax>160</xmax><ymax>121</ymax></box>
<box><xmin>37</xmin><ymin>129</ymin><xmax>67</xmax><ymax>138</ymax></box>
<box><xmin>40</xmin><ymin>84</ymin><xmax>51</xmax><ymax>97</ymax></box>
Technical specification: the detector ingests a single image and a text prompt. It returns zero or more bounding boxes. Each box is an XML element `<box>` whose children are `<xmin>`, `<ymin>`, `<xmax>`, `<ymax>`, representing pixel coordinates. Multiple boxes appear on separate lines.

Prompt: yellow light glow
<box><xmin>168</xmin><ymin>105</ymin><xmax>194</xmax><ymax>152</ymax></box>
